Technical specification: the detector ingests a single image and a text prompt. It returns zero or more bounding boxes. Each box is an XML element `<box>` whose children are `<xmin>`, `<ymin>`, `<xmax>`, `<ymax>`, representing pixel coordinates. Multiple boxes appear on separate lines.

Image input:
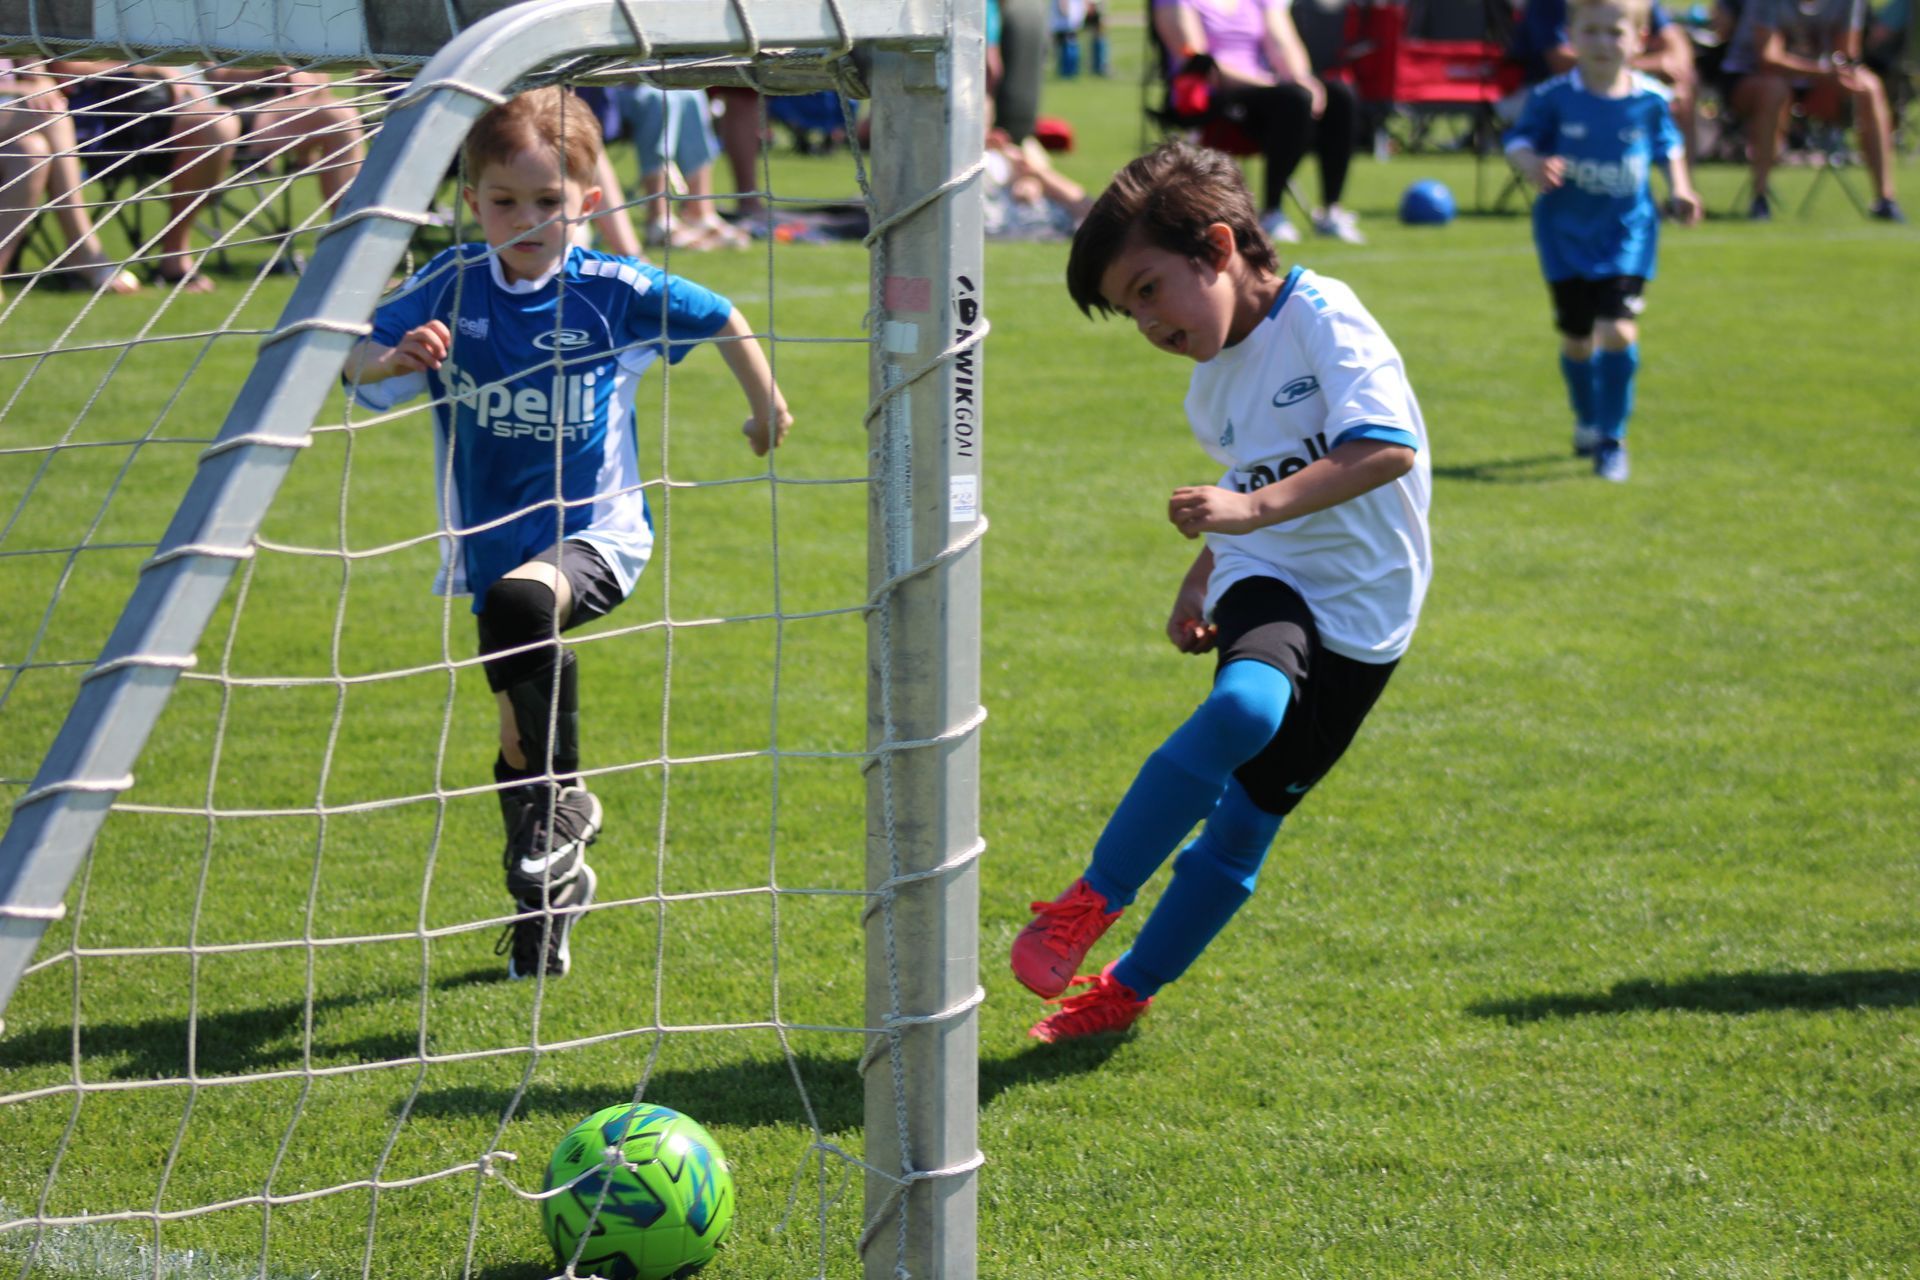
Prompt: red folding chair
<box><xmin>1345</xmin><ymin>0</ymin><xmax>1527</xmax><ymax>208</ymax></box>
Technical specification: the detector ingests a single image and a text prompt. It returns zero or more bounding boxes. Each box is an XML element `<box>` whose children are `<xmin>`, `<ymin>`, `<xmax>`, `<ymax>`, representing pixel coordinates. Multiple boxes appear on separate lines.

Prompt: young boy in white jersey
<box><xmin>1009</xmin><ymin>141</ymin><xmax>1431</xmax><ymax>1042</ymax></box>
<box><xmin>1505</xmin><ymin>0</ymin><xmax>1701</xmax><ymax>483</ymax></box>
<box><xmin>342</xmin><ymin>88</ymin><xmax>792</xmax><ymax>980</ymax></box>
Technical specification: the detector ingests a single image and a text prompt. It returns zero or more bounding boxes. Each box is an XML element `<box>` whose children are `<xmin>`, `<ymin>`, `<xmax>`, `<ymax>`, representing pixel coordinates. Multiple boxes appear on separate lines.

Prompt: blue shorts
<box><xmin>618</xmin><ymin>86</ymin><xmax>721</xmax><ymax>178</ymax></box>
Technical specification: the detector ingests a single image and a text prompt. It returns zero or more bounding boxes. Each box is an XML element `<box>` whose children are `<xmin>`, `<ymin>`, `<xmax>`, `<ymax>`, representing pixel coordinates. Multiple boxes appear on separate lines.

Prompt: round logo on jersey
<box><xmin>1273</xmin><ymin>376</ymin><xmax>1320</xmax><ymax>407</ymax></box>
<box><xmin>532</xmin><ymin>328</ymin><xmax>593</xmax><ymax>352</ymax></box>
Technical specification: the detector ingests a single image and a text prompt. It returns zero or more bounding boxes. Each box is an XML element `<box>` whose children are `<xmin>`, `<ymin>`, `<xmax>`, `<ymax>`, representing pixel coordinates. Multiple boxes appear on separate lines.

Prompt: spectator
<box><xmin>203</xmin><ymin>66</ymin><xmax>366</xmax><ymax>209</ymax></box>
<box><xmin>1153</xmin><ymin>0</ymin><xmax>1365</xmax><ymax>244</ymax></box>
<box><xmin>1512</xmin><ymin>0</ymin><xmax>1701</xmax><ymax>157</ymax></box>
<box><xmin>0</xmin><ymin>66</ymin><xmax>141</xmax><ymax>299</ymax></box>
<box><xmin>52</xmin><ymin>60</ymin><xmax>239</xmax><ymax>291</ymax></box>
<box><xmin>984</xmin><ymin>127</ymin><xmax>1093</xmax><ymax>237</ymax></box>
<box><xmin>709</xmin><ymin>87</ymin><xmax>766</xmax><ymax>226</ymax></box>
<box><xmin>1720</xmin><ymin>0</ymin><xmax>1904</xmax><ymax>219</ymax></box>
<box><xmin>618</xmin><ymin>85</ymin><xmax>748</xmax><ymax>250</ymax></box>
<box><xmin>996</xmin><ymin>0</ymin><xmax>1051</xmax><ymax>141</ymax></box>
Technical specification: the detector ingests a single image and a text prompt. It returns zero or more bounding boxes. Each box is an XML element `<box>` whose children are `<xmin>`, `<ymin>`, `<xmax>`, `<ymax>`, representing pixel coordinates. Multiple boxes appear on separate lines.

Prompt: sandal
<box><xmin>686</xmin><ymin>216</ymin><xmax>752</xmax><ymax>250</ymax></box>
<box><xmin>152</xmin><ymin>257</ymin><xmax>216</xmax><ymax>294</ymax></box>
<box><xmin>81</xmin><ymin>264</ymin><xmax>142</xmax><ymax>295</ymax></box>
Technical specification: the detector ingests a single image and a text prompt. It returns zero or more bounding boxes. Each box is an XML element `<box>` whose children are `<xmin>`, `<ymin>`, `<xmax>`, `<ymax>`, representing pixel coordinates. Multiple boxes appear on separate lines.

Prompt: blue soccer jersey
<box><xmin>348</xmin><ymin>244</ymin><xmax>733</xmax><ymax>608</ymax></box>
<box><xmin>1505</xmin><ymin>72</ymin><xmax>1683</xmax><ymax>282</ymax></box>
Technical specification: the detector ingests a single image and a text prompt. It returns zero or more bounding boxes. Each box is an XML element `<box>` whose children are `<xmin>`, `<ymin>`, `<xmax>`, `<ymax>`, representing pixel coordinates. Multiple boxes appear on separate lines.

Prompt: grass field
<box><xmin>3</xmin><ymin>27</ymin><xmax>1919</xmax><ymax>1280</ymax></box>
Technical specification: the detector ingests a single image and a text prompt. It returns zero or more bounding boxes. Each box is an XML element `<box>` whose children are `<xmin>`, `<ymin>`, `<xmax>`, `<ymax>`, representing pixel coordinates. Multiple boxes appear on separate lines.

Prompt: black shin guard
<box><xmin>478</xmin><ymin>575</ymin><xmax>580</xmax><ymax>785</ymax></box>
<box><xmin>503</xmin><ymin>648</ymin><xmax>579</xmax><ymax>785</ymax></box>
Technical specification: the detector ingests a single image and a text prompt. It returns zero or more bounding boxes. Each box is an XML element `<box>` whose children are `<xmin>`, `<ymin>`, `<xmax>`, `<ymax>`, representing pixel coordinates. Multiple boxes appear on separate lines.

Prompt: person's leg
<box><xmin>1592</xmin><ymin>314</ymin><xmax>1639</xmax><ymax>436</ymax></box>
<box><xmin>0</xmin><ymin>108</ymin><xmax>53</xmax><ymax>286</ymax></box>
<box><xmin>1731</xmin><ymin>72</ymin><xmax>1790</xmax><ymax>212</ymax></box>
<box><xmin>480</xmin><ymin>549</ymin><xmax>605</xmax><ymax>979</ymax></box>
<box><xmin>1849</xmin><ymin>73</ymin><xmax>1897</xmax><ymax>206</ymax></box>
<box><xmin>1551</xmin><ymin>278</ymin><xmax>1600</xmax><ymax>456</ymax></box>
<box><xmin>1107</xmin><ymin>640</ymin><xmax>1397</xmax><ymax>1003</ymax></box>
<box><xmin>1213</xmin><ymin>83</ymin><xmax>1314</xmax><ymax>219</ymax></box>
<box><xmin>1081</xmin><ymin>659</ymin><xmax>1292</xmax><ymax>909</ymax></box>
<box><xmin>993</xmin><ymin>0</ymin><xmax>1049</xmax><ymax>141</ymax></box>
<box><xmin>157</xmin><ymin>79</ymin><xmax>238</xmax><ymax>289</ymax></box>
<box><xmin>1590</xmin><ymin>282</ymin><xmax>1643</xmax><ymax>482</ymax></box>
<box><xmin>1312</xmin><ymin>77</ymin><xmax>1357</xmax><ymax>209</ymax></box>
<box><xmin>1106</xmin><ymin>778</ymin><xmax>1284</xmax><ymax>997</ymax></box>
<box><xmin>708</xmin><ymin>86</ymin><xmax>764</xmax><ymax>220</ymax></box>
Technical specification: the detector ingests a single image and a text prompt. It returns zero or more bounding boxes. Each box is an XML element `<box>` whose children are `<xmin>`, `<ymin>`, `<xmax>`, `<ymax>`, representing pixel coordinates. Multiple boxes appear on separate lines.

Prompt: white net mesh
<box><xmin>0</xmin><ymin>36</ymin><xmax>972</xmax><ymax>1276</ymax></box>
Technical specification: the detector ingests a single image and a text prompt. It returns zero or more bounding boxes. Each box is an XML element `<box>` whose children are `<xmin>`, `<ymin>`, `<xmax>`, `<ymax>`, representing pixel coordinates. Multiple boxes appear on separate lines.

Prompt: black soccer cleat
<box><xmin>499</xmin><ymin>860</ymin><xmax>598</xmax><ymax>980</ymax></box>
<box><xmin>503</xmin><ymin>784</ymin><xmax>602</xmax><ymax>903</ymax></box>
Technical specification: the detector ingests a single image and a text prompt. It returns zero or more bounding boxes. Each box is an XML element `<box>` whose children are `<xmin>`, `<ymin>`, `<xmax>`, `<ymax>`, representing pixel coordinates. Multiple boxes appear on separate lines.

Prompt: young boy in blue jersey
<box><xmin>1505</xmin><ymin>0</ymin><xmax>1701</xmax><ymax>483</ymax></box>
<box><xmin>341</xmin><ymin>88</ymin><xmax>792</xmax><ymax>980</ymax></box>
<box><xmin>1009</xmin><ymin>142</ymin><xmax>1431</xmax><ymax>1042</ymax></box>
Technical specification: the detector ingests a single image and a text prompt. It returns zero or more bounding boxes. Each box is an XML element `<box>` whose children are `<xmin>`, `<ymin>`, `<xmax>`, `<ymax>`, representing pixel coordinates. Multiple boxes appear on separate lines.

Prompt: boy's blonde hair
<box><xmin>462</xmin><ymin>86</ymin><xmax>602</xmax><ymax>186</ymax></box>
<box><xmin>1567</xmin><ymin>0</ymin><xmax>1651</xmax><ymax>22</ymax></box>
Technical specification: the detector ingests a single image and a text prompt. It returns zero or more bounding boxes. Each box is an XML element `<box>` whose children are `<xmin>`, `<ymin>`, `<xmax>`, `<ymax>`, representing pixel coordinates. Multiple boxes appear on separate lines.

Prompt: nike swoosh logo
<box><xmin>1284</xmin><ymin>781</ymin><xmax>1314</xmax><ymax>795</ymax></box>
<box><xmin>516</xmin><ymin>845</ymin><xmax>579</xmax><ymax>878</ymax></box>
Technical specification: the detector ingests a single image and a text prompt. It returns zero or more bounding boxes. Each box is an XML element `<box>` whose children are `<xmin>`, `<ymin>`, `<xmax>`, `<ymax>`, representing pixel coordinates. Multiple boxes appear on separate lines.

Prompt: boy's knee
<box><xmin>478</xmin><ymin>576</ymin><xmax>561</xmax><ymax>691</ymax></box>
<box><xmin>1197</xmin><ymin>664</ymin><xmax>1288</xmax><ymax>758</ymax></box>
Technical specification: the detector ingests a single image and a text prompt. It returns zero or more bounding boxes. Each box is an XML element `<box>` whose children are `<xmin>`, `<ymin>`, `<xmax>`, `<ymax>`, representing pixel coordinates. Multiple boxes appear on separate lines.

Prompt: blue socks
<box><xmin>1111</xmin><ymin>780</ymin><xmax>1285</xmax><ymax>998</ymax></box>
<box><xmin>1082</xmin><ymin>660</ymin><xmax>1290</xmax><ymax>911</ymax></box>
<box><xmin>1594</xmin><ymin>345</ymin><xmax>1638</xmax><ymax>442</ymax></box>
<box><xmin>1078</xmin><ymin>660</ymin><xmax>1291</xmax><ymax>1000</ymax></box>
<box><xmin>1560</xmin><ymin>352</ymin><xmax>1597</xmax><ymax>431</ymax></box>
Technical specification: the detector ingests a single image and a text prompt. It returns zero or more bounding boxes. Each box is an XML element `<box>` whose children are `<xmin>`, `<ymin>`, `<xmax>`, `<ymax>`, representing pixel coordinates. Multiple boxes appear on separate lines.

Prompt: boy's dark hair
<box><xmin>463</xmin><ymin>86</ymin><xmax>602</xmax><ymax>187</ymax></box>
<box><xmin>1066</xmin><ymin>141</ymin><xmax>1278</xmax><ymax>317</ymax></box>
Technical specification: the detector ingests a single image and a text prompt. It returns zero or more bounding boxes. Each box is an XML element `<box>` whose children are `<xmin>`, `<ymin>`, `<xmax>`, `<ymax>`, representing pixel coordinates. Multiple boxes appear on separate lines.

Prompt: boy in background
<box><xmin>1506</xmin><ymin>0</ymin><xmax>1702</xmax><ymax>482</ymax></box>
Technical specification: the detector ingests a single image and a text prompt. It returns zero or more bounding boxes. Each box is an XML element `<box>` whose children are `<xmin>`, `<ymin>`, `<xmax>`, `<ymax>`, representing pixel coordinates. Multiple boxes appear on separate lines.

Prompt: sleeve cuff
<box><xmin>1332</xmin><ymin>424</ymin><xmax>1419</xmax><ymax>451</ymax></box>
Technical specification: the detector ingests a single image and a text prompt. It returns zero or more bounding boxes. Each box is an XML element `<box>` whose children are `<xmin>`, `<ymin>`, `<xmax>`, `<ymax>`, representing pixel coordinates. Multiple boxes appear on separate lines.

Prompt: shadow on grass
<box><xmin>1468</xmin><ymin>968</ymin><xmax>1920</xmax><ymax>1023</ymax></box>
<box><xmin>1431</xmin><ymin>453</ymin><xmax>1574</xmax><ymax>484</ymax></box>
<box><xmin>401</xmin><ymin>1036</ymin><xmax>1126</xmax><ymax>1131</ymax></box>
<box><xmin>0</xmin><ymin>989</ymin><xmax>420</xmax><ymax>1079</ymax></box>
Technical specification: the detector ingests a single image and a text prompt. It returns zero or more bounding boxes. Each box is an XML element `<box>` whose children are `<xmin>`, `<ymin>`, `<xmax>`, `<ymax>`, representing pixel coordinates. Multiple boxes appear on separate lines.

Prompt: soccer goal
<box><xmin>0</xmin><ymin>0</ymin><xmax>984</xmax><ymax>1276</ymax></box>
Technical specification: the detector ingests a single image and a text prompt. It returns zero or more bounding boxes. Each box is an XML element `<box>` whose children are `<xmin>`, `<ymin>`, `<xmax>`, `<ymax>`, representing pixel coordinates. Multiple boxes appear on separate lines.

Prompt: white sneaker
<box><xmin>1572</xmin><ymin>423</ymin><xmax>1602</xmax><ymax>457</ymax></box>
<box><xmin>1260</xmin><ymin>210</ymin><xmax>1301</xmax><ymax>244</ymax></box>
<box><xmin>1311</xmin><ymin>206</ymin><xmax>1366</xmax><ymax>244</ymax></box>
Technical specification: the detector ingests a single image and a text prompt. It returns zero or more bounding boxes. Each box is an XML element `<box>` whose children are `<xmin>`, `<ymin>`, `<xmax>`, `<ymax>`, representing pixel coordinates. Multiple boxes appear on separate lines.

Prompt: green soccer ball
<box><xmin>541</xmin><ymin>1103</ymin><xmax>735</xmax><ymax>1280</ymax></box>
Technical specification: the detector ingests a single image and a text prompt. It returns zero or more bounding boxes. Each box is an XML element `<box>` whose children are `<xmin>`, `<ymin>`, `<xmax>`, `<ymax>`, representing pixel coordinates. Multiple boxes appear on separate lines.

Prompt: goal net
<box><xmin>0</xmin><ymin>2</ymin><xmax>985</xmax><ymax>1277</ymax></box>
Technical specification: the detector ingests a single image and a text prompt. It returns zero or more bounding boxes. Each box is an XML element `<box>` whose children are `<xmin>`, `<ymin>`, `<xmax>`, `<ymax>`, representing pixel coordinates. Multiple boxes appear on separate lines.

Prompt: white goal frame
<box><xmin>0</xmin><ymin>1</ymin><xmax>986</xmax><ymax>1276</ymax></box>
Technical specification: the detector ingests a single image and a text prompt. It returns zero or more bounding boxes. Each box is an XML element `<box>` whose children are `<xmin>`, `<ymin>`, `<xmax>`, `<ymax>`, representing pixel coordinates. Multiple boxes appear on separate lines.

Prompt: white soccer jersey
<box><xmin>1186</xmin><ymin>266</ymin><xmax>1432</xmax><ymax>662</ymax></box>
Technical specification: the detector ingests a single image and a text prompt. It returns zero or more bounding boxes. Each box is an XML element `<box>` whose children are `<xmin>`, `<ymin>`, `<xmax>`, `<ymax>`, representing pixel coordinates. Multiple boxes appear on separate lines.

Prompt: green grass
<box><xmin>4</xmin><ymin>29</ymin><xmax>1920</xmax><ymax>1280</ymax></box>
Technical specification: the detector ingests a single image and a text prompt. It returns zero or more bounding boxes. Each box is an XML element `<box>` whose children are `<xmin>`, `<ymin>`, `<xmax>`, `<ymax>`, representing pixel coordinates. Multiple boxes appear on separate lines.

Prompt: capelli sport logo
<box><xmin>532</xmin><ymin>328</ymin><xmax>593</xmax><ymax>352</ymax></box>
<box><xmin>1273</xmin><ymin>376</ymin><xmax>1319</xmax><ymax>407</ymax></box>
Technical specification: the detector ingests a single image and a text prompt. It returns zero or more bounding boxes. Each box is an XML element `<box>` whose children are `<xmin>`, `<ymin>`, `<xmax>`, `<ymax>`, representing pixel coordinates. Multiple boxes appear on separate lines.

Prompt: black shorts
<box><xmin>1210</xmin><ymin>576</ymin><xmax>1398</xmax><ymax>816</ymax></box>
<box><xmin>66</xmin><ymin>78</ymin><xmax>177</xmax><ymax>179</ymax></box>
<box><xmin>554</xmin><ymin>540</ymin><xmax>624</xmax><ymax>628</ymax></box>
<box><xmin>481</xmin><ymin>540</ymin><xmax>625</xmax><ymax>630</ymax></box>
<box><xmin>1550</xmin><ymin>276</ymin><xmax>1647</xmax><ymax>338</ymax></box>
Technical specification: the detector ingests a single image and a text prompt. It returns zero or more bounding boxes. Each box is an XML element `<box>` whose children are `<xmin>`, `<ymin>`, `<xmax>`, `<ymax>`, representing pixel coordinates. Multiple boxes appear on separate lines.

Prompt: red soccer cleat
<box><xmin>1010</xmin><ymin>876</ymin><xmax>1122</xmax><ymax>999</ymax></box>
<box><xmin>1027</xmin><ymin>961</ymin><xmax>1151</xmax><ymax>1043</ymax></box>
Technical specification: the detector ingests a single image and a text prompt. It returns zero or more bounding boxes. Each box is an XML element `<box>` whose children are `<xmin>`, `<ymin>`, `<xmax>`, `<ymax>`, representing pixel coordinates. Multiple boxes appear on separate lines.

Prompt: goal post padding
<box><xmin>0</xmin><ymin>0</ymin><xmax>985</xmax><ymax>1275</ymax></box>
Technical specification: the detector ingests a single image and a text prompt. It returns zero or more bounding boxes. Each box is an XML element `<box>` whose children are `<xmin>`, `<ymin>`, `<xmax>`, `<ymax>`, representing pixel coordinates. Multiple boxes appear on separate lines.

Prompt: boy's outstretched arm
<box><xmin>342</xmin><ymin>320</ymin><xmax>450</xmax><ymax>386</ymax></box>
<box><xmin>715</xmin><ymin>308</ymin><xmax>794</xmax><ymax>457</ymax></box>
<box><xmin>1168</xmin><ymin>439</ymin><xmax>1415</xmax><ymax>539</ymax></box>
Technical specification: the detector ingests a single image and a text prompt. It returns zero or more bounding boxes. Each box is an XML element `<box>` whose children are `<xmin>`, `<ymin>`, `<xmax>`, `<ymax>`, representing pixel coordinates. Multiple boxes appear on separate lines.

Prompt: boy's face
<box><xmin>1569</xmin><ymin>3</ymin><xmax>1643</xmax><ymax>79</ymax></box>
<box><xmin>1096</xmin><ymin>225</ymin><xmax>1242</xmax><ymax>363</ymax></box>
<box><xmin>464</xmin><ymin>147</ymin><xmax>602</xmax><ymax>283</ymax></box>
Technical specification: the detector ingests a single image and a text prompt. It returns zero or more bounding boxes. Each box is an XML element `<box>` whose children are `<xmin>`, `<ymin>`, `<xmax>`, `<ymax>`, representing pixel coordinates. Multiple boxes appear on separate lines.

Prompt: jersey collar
<box><xmin>1268</xmin><ymin>265</ymin><xmax>1304</xmax><ymax>319</ymax></box>
<box><xmin>487</xmin><ymin>245</ymin><xmax>568</xmax><ymax>294</ymax></box>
